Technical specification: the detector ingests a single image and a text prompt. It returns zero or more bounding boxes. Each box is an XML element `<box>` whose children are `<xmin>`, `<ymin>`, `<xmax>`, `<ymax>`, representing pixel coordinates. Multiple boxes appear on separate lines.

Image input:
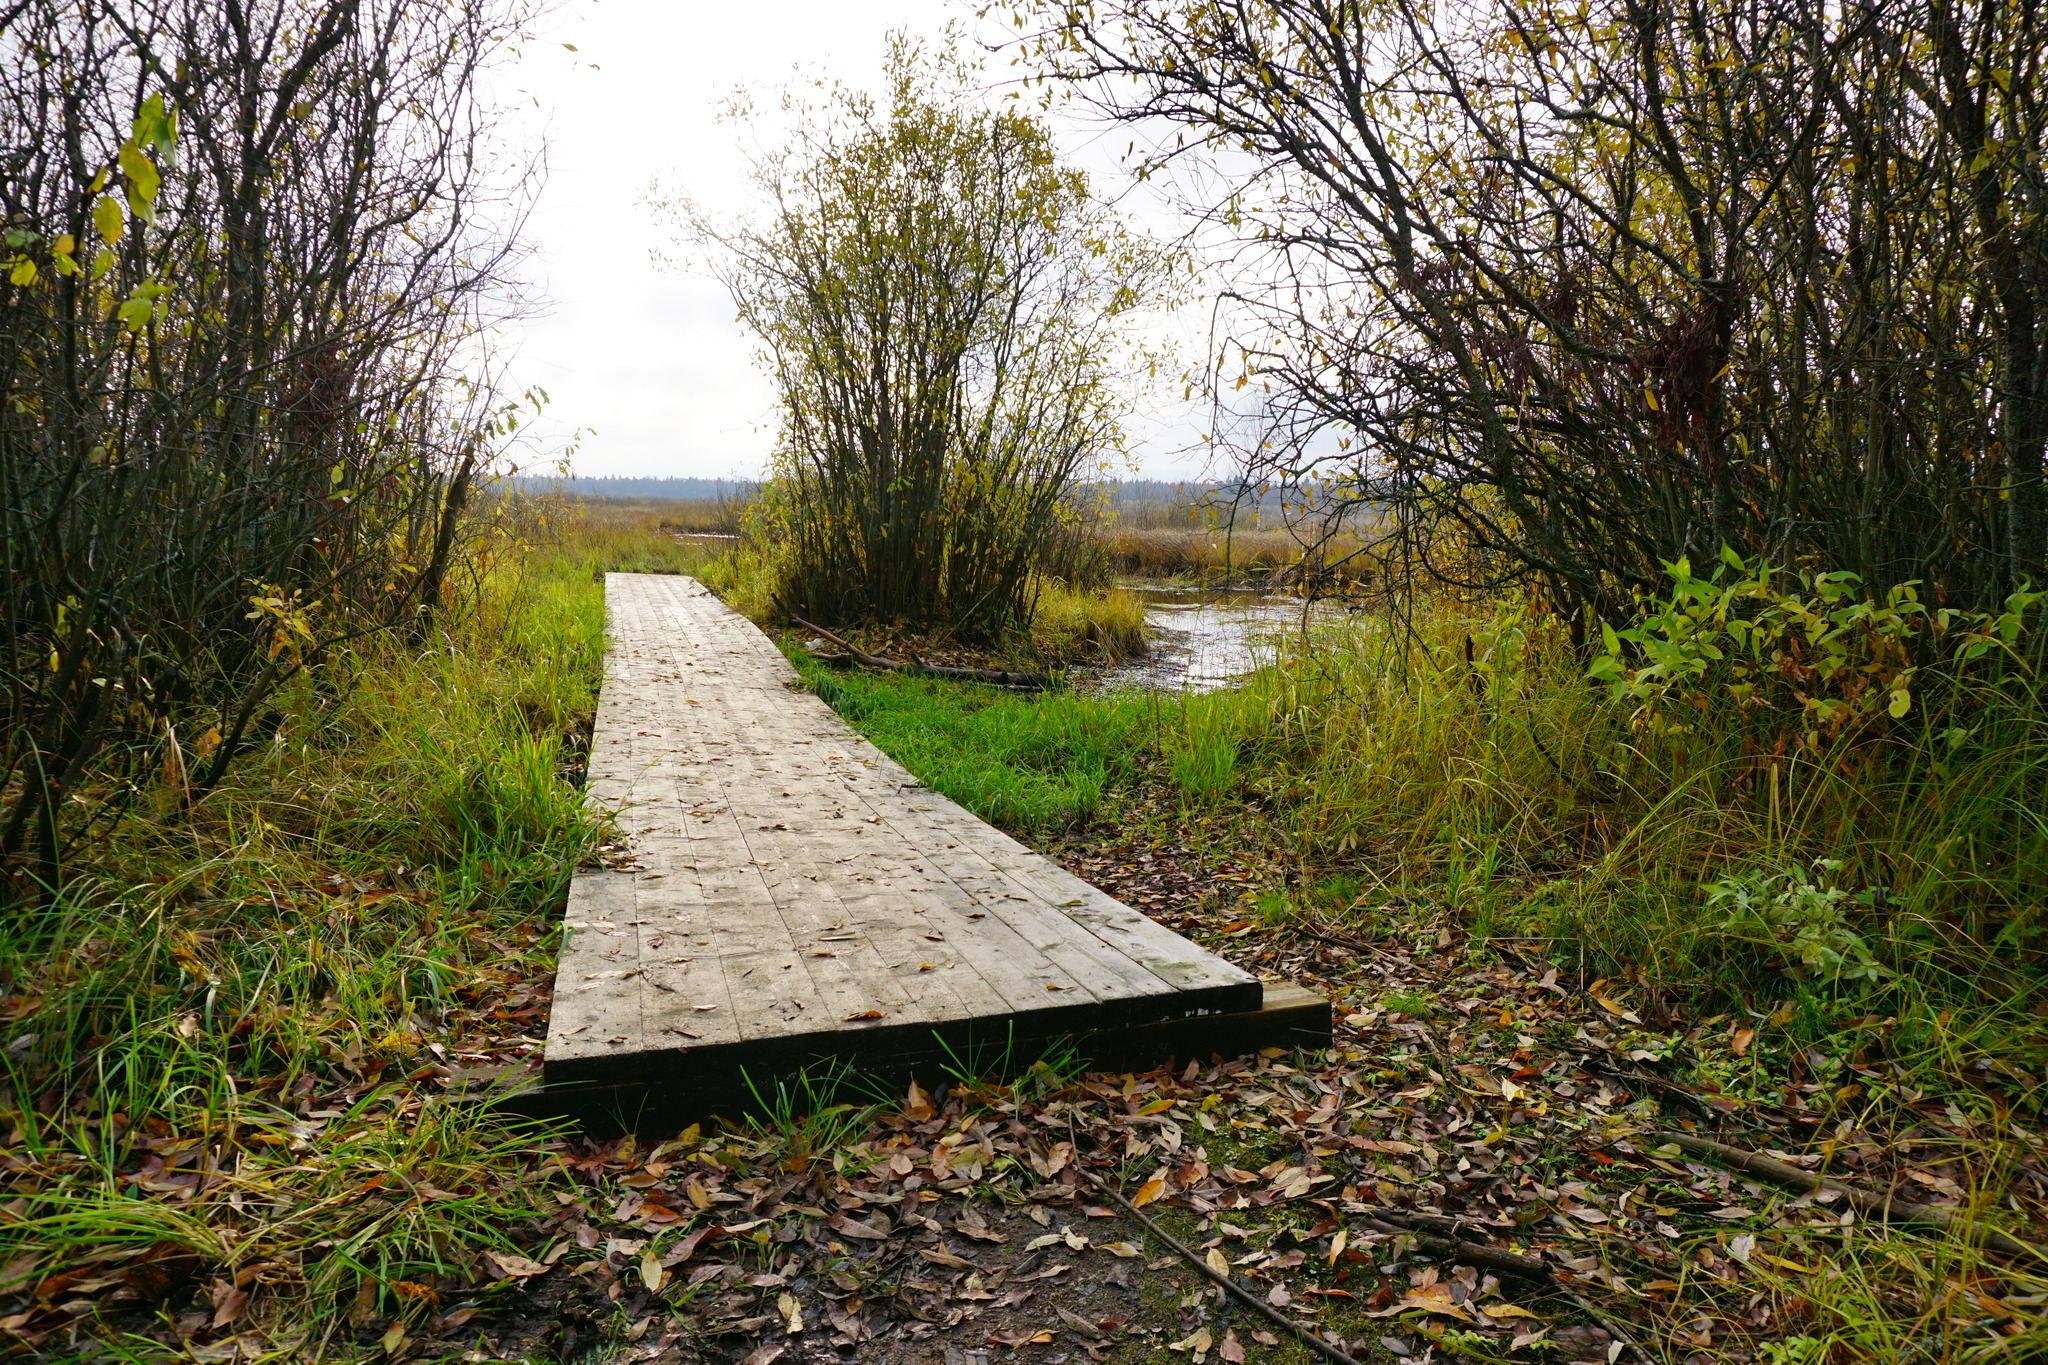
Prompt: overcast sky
<box><xmin>495</xmin><ymin>0</ymin><xmax>1218</xmax><ymax>483</ymax></box>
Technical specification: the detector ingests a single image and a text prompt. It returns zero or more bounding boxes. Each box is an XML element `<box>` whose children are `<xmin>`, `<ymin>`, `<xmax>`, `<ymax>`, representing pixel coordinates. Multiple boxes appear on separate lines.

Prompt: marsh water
<box><xmin>1081</xmin><ymin>585</ymin><xmax>1330</xmax><ymax>693</ymax></box>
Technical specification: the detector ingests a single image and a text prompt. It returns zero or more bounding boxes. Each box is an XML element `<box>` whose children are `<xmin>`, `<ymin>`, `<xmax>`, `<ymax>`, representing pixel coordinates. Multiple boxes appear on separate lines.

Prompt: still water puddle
<box><xmin>1079</xmin><ymin>585</ymin><xmax>1331</xmax><ymax>693</ymax></box>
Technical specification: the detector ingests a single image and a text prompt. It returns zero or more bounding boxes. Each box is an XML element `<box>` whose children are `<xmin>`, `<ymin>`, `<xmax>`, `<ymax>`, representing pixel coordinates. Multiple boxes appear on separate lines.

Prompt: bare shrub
<box><xmin>0</xmin><ymin>0</ymin><xmax>536</xmax><ymax>896</ymax></box>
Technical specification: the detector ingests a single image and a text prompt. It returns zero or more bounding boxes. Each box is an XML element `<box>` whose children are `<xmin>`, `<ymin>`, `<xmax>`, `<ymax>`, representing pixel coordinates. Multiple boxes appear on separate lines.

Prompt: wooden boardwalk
<box><xmin>543</xmin><ymin>574</ymin><xmax>1328</xmax><ymax>1132</ymax></box>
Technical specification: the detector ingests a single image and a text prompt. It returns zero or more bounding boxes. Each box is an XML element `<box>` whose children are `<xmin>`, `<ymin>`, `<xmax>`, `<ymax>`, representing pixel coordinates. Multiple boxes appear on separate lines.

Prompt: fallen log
<box><xmin>789</xmin><ymin>616</ymin><xmax>1053</xmax><ymax>689</ymax></box>
<box><xmin>1653</xmin><ymin>1129</ymin><xmax>2047</xmax><ymax>1260</ymax></box>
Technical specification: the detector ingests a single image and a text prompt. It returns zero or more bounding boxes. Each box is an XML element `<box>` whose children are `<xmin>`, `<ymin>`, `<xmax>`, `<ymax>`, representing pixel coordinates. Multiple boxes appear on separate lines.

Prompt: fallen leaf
<box><xmin>1131</xmin><ymin>1175</ymin><xmax>1168</xmax><ymax>1208</ymax></box>
<box><xmin>920</xmin><ymin>1248</ymin><xmax>975</xmax><ymax>1270</ymax></box>
<box><xmin>1709</xmin><ymin>1206</ymin><xmax>1758</xmax><ymax>1221</ymax></box>
<box><xmin>1205</xmin><ymin>1247</ymin><xmax>1230</xmax><ymax>1278</ymax></box>
<box><xmin>1396</xmin><ymin>1282</ymin><xmax>1474</xmax><ymax>1321</ymax></box>
<box><xmin>210</xmin><ymin>1278</ymin><xmax>248</xmax><ymax>1328</ymax></box>
<box><xmin>1056</xmin><ymin>1307</ymin><xmax>1107</xmax><ymax>1340</ymax></box>
<box><xmin>827</xmin><ymin>1213</ymin><xmax>888</xmax><ymax>1241</ymax></box>
<box><xmin>484</xmin><ymin>1250</ymin><xmax>549</xmax><ymax>1279</ymax></box>
<box><xmin>989</xmin><ymin>1328</ymin><xmax>1056</xmax><ymax>1347</ymax></box>
<box><xmin>1219</xmin><ymin>1327</ymin><xmax>1245</xmax><ymax>1363</ymax></box>
<box><xmin>742</xmin><ymin>1344</ymin><xmax>787</xmax><ymax>1365</ymax></box>
<box><xmin>1100</xmin><ymin>1241</ymin><xmax>1143</xmax><ymax>1258</ymax></box>
<box><xmin>778</xmin><ymin>1291</ymin><xmax>804</xmax><ymax>1334</ymax></box>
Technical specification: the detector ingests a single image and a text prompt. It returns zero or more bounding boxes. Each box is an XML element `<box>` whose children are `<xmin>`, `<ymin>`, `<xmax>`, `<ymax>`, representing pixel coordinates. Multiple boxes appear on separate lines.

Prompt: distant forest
<box><xmin>510</xmin><ymin>474</ymin><xmax>1292</xmax><ymax>507</ymax></box>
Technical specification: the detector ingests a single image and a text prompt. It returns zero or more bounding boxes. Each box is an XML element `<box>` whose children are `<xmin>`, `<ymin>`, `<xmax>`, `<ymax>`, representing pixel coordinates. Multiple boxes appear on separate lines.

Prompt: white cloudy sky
<box><xmin>492</xmin><ymin>0</ymin><xmax>1220</xmax><ymax>482</ymax></box>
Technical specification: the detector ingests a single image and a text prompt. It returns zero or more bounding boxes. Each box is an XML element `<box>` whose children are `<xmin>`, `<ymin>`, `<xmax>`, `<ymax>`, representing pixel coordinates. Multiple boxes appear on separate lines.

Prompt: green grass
<box><xmin>786</xmin><ymin>589</ymin><xmax>2048</xmax><ymax>1118</ymax></box>
<box><xmin>0</xmin><ymin>512</ymin><xmax>632</xmax><ymax>1353</ymax></box>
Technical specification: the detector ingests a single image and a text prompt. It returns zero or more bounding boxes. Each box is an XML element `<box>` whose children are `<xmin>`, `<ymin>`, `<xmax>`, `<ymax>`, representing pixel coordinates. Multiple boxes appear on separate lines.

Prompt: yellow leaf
<box><xmin>1131</xmin><ymin>1175</ymin><xmax>1168</xmax><ymax>1207</ymax></box>
<box><xmin>1758</xmin><ymin>1254</ymin><xmax>1816</xmax><ymax>1273</ymax></box>
<box><xmin>8</xmin><ymin>257</ymin><xmax>36</xmax><ymax>287</ymax></box>
<box><xmin>1205</xmin><ymin>1247</ymin><xmax>1230</xmax><ymax>1278</ymax></box>
<box><xmin>1484</xmin><ymin>1302</ymin><xmax>1540</xmax><ymax>1319</ymax></box>
<box><xmin>1400</xmin><ymin>1283</ymin><xmax>1473</xmax><ymax>1320</ymax></box>
<box><xmin>93</xmin><ymin>195</ymin><xmax>124</xmax><ymax>244</ymax></box>
<box><xmin>1136</xmin><ymin>1098</ymin><xmax>1173</xmax><ymax>1115</ymax></box>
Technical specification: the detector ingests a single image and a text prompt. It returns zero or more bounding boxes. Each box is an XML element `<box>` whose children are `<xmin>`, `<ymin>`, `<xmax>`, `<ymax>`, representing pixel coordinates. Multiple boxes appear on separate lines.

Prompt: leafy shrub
<box><xmin>1704</xmin><ymin>860</ymin><xmax>1887</xmax><ymax>987</ymax></box>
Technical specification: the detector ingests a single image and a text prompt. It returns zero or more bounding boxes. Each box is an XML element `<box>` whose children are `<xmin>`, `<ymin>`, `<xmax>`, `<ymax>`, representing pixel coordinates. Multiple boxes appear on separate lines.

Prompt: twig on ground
<box><xmin>790</xmin><ymin>617</ymin><xmax>1052</xmax><ymax>688</ymax></box>
<box><xmin>1653</xmin><ymin>1129</ymin><xmax>2048</xmax><ymax>1260</ymax></box>
<box><xmin>1081</xmin><ymin>1170</ymin><xmax>1365</xmax><ymax>1365</ymax></box>
<box><xmin>1346</xmin><ymin>1208</ymin><xmax>1553</xmax><ymax>1280</ymax></box>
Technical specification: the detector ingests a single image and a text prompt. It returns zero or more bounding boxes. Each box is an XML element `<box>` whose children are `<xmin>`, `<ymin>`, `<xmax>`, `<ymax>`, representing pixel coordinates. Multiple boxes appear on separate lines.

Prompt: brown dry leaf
<box><xmin>989</xmin><ymin>1328</ymin><xmax>1056</xmax><ymax>1347</ymax></box>
<box><xmin>209</xmin><ymin>1278</ymin><xmax>248</xmax><ymax>1328</ymax></box>
<box><xmin>1732</xmin><ymin>1026</ymin><xmax>1756</xmax><ymax>1056</ymax></box>
<box><xmin>741</xmin><ymin>1345</ymin><xmax>786</xmax><ymax>1365</ymax></box>
<box><xmin>1056</xmin><ymin>1307</ymin><xmax>1107</xmax><ymax>1340</ymax></box>
<box><xmin>484</xmin><ymin>1250</ymin><xmax>549</xmax><ymax>1279</ymax></box>
<box><xmin>1219</xmin><ymin>1327</ymin><xmax>1246</xmax><ymax>1363</ymax></box>
<box><xmin>827</xmin><ymin>1213</ymin><xmax>888</xmax><ymax>1241</ymax></box>
<box><xmin>920</xmin><ymin>1248</ymin><xmax>975</xmax><ymax>1270</ymax></box>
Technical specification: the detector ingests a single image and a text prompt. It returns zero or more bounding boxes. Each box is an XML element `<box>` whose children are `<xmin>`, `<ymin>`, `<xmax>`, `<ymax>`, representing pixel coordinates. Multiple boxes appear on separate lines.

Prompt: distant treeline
<box><xmin>514</xmin><ymin>474</ymin><xmax>1321</xmax><ymax>509</ymax></box>
<box><xmin>508</xmin><ymin>476</ymin><xmax>761</xmax><ymax>502</ymax></box>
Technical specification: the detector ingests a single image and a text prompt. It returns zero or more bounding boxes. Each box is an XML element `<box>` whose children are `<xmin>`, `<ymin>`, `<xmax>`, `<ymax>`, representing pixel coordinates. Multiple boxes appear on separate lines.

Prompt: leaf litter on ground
<box><xmin>9</xmin><ymin>773</ymin><xmax>2048</xmax><ymax>1361</ymax></box>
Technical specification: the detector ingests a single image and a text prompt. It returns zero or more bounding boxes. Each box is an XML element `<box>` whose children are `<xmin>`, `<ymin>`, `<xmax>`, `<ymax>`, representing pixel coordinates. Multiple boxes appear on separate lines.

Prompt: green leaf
<box><xmin>1888</xmin><ymin>688</ymin><xmax>1911</xmax><ymax>719</ymax></box>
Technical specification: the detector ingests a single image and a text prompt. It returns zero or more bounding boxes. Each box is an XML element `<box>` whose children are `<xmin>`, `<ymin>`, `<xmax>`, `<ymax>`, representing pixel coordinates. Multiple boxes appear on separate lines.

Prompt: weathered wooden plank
<box><xmin>542</xmin><ymin>574</ymin><xmax>1314</xmax><ymax>1133</ymax></box>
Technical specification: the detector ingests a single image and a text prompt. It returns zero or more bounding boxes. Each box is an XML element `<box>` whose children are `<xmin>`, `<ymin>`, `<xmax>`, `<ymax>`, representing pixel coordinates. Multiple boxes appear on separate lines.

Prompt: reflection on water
<box><xmin>1080</xmin><ymin>585</ymin><xmax>1331</xmax><ymax>693</ymax></box>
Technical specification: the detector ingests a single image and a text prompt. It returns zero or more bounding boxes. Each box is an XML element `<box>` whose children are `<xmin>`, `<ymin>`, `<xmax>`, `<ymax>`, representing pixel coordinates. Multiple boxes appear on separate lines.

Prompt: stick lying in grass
<box><xmin>1082</xmin><ymin>1170</ymin><xmax>1363</xmax><ymax>1365</ymax></box>
<box><xmin>1092</xmin><ymin>1168</ymin><xmax>1650</xmax><ymax>1365</ymax></box>
<box><xmin>790</xmin><ymin>616</ymin><xmax>1052</xmax><ymax>689</ymax></box>
<box><xmin>1654</xmin><ymin>1130</ymin><xmax>2047</xmax><ymax>1260</ymax></box>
